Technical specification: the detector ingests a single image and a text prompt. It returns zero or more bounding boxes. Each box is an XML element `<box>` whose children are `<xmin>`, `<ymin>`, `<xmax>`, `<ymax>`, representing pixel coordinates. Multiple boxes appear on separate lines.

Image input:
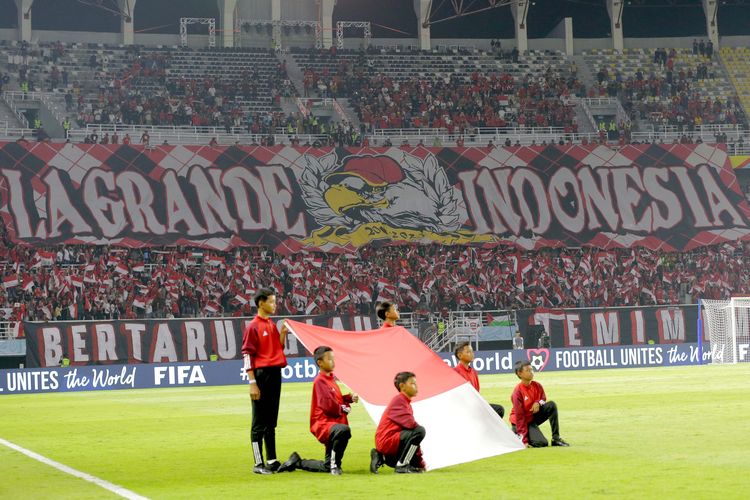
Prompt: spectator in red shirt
<box><xmin>454</xmin><ymin>342</ymin><xmax>505</xmax><ymax>419</ymax></box>
<box><xmin>372</xmin><ymin>371</ymin><xmax>426</xmax><ymax>474</ymax></box>
<box><xmin>377</xmin><ymin>301</ymin><xmax>399</xmax><ymax>328</ymax></box>
<box><xmin>510</xmin><ymin>360</ymin><xmax>569</xmax><ymax>448</ymax></box>
<box><xmin>278</xmin><ymin>346</ymin><xmax>358</xmax><ymax>475</ymax></box>
<box><xmin>241</xmin><ymin>287</ymin><xmax>290</xmax><ymax>474</ymax></box>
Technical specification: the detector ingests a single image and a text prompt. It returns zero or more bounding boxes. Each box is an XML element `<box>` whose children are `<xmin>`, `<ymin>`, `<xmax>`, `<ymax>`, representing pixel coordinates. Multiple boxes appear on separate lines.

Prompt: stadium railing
<box><xmin>71</xmin><ymin>127</ymin><xmax>331</xmax><ymax>146</ymax></box>
<box><xmin>0</xmin><ymin>322</ymin><xmax>19</xmax><ymax>340</ymax></box>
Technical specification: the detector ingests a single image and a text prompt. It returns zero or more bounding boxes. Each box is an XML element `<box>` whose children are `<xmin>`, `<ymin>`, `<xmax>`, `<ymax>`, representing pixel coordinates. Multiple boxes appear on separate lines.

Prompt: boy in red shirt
<box><xmin>510</xmin><ymin>360</ymin><xmax>570</xmax><ymax>448</ymax></box>
<box><xmin>376</xmin><ymin>301</ymin><xmax>399</xmax><ymax>328</ymax></box>
<box><xmin>277</xmin><ymin>346</ymin><xmax>358</xmax><ymax>476</ymax></box>
<box><xmin>454</xmin><ymin>341</ymin><xmax>505</xmax><ymax>419</ymax></box>
<box><xmin>242</xmin><ymin>287</ymin><xmax>289</xmax><ymax>474</ymax></box>
<box><xmin>371</xmin><ymin>371</ymin><xmax>426</xmax><ymax>474</ymax></box>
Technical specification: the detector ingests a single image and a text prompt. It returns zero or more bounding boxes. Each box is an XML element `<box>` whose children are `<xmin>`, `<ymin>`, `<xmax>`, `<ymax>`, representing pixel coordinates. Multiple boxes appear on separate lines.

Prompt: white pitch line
<box><xmin>0</xmin><ymin>437</ymin><xmax>148</xmax><ymax>500</ymax></box>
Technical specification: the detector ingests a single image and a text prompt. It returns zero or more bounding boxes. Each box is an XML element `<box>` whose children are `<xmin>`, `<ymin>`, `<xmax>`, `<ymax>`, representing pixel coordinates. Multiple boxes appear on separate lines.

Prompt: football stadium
<box><xmin>1</xmin><ymin>0</ymin><xmax>750</xmax><ymax>498</ymax></box>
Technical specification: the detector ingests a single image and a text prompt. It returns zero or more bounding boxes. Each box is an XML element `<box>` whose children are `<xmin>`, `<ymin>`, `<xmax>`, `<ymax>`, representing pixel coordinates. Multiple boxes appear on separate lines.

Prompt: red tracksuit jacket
<box><xmin>375</xmin><ymin>392</ymin><xmax>418</xmax><ymax>456</ymax></box>
<box><xmin>310</xmin><ymin>371</ymin><xmax>353</xmax><ymax>444</ymax></box>
<box><xmin>241</xmin><ymin>315</ymin><xmax>287</xmax><ymax>370</ymax></box>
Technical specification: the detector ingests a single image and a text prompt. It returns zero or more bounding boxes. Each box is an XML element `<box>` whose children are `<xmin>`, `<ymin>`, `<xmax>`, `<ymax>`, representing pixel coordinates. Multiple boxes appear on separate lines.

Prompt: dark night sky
<box><xmin>0</xmin><ymin>0</ymin><xmax>748</xmax><ymax>37</ymax></box>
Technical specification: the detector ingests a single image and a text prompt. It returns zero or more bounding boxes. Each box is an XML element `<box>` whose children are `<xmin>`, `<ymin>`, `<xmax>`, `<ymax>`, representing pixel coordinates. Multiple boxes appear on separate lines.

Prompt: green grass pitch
<box><xmin>1</xmin><ymin>365</ymin><xmax>749</xmax><ymax>499</ymax></box>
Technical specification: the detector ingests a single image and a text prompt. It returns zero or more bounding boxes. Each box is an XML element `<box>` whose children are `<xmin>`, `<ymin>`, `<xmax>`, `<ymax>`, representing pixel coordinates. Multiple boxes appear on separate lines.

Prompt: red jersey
<box><xmin>241</xmin><ymin>315</ymin><xmax>287</xmax><ymax>371</ymax></box>
<box><xmin>310</xmin><ymin>371</ymin><xmax>353</xmax><ymax>444</ymax></box>
<box><xmin>375</xmin><ymin>392</ymin><xmax>418</xmax><ymax>455</ymax></box>
<box><xmin>381</xmin><ymin>322</ymin><xmax>395</xmax><ymax>328</ymax></box>
<box><xmin>454</xmin><ymin>362</ymin><xmax>480</xmax><ymax>391</ymax></box>
<box><xmin>510</xmin><ymin>381</ymin><xmax>547</xmax><ymax>444</ymax></box>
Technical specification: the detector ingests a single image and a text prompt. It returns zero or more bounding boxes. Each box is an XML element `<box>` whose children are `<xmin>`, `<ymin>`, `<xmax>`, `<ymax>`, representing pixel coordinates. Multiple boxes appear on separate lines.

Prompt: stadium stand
<box><xmin>292</xmin><ymin>47</ymin><xmax>584</xmax><ymax>132</ymax></box>
<box><xmin>582</xmin><ymin>47</ymin><xmax>746</xmax><ymax>131</ymax></box>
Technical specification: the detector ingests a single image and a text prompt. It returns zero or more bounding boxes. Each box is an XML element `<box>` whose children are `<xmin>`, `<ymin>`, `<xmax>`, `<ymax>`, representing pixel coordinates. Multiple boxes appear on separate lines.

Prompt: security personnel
<box><xmin>62</xmin><ymin>117</ymin><xmax>71</xmax><ymax>138</ymax></box>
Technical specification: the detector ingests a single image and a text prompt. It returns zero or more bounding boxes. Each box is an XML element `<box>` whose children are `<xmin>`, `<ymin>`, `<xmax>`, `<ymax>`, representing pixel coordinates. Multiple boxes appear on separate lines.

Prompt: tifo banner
<box><xmin>23</xmin><ymin>314</ymin><xmax>375</xmax><ymax>368</ymax></box>
<box><xmin>1</xmin><ymin>142</ymin><xmax>749</xmax><ymax>252</ymax></box>
<box><xmin>730</xmin><ymin>155</ymin><xmax>750</xmax><ymax>169</ymax></box>
<box><xmin>2</xmin><ymin>342</ymin><xmax>737</xmax><ymax>395</ymax></box>
<box><xmin>285</xmin><ymin>320</ymin><xmax>524</xmax><ymax>471</ymax></box>
<box><xmin>517</xmin><ymin>305</ymin><xmax>700</xmax><ymax>347</ymax></box>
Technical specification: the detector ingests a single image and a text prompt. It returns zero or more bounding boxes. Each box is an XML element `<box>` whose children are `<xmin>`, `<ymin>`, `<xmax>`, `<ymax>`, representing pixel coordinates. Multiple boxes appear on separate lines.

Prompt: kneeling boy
<box><xmin>371</xmin><ymin>371</ymin><xmax>426</xmax><ymax>474</ymax></box>
<box><xmin>278</xmin><ymin>346</ymin><xmax>358</xmax><ymax>475</ymax></box>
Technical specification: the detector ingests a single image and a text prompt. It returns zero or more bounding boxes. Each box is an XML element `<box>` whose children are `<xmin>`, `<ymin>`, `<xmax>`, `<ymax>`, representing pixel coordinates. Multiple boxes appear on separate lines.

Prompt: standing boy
<box><xmin>278</xmin><ymin>346</ymin><xmax>358</xmax><ymax>476</ymax></box>
<box><xmin>453</xmin><ymin>341</ymin><xmax>505</xmax><ymax>418</ymax></box>
<box><xmin>242</xmin><ymin>287</ymin><xmax>289</xmax><ymax>474</ymax></box>
<box><xmin>377</xmin><ymin>301</ymin><xmax>399</xmax><ymax>327</ymax></box>
<box><xmin>371</xmin><ymin>371</ymin><xmax>426</xmax><ymax>474</ymax></box>
<box><xmin>510</xmin><ymin>360</ymin><xmax>570</xmax><ymax>448</ymax></box>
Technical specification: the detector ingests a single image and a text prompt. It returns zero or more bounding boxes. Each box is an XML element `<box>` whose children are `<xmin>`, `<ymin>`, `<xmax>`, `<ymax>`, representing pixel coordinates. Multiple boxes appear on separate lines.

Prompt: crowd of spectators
<box><xmin>72</xmin><ymin>49</ymin><xmax>294</xmax><ymax>132</ymax></box>
<box><xmin>1</xmin><ymin>231</ymin><xmax>749</xmax><ymax>329</ymax></box>
<box><xmin>296</xmin><ymin>47</ymin><xmax>585</xmax><ymax>132</ymax></box>
<box><xmin>590</xmin><ymin>47</ymin><xmax>746</xmax><ymax>130</ymax></box>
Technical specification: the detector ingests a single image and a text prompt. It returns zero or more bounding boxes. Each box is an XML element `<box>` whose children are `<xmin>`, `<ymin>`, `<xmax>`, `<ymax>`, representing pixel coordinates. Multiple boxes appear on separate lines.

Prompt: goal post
<box><xmin>700</xmin><ymin>297</ymin><xmax>750</xmax><ymax>364</ymax></box>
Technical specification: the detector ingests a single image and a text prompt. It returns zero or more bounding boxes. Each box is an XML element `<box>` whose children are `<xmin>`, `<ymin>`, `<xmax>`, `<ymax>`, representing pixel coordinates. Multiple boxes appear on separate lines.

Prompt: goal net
<box><xmin>700</xmin><ymin>298</ymin><xmax>750</xmax><ymax>364</ymax></box>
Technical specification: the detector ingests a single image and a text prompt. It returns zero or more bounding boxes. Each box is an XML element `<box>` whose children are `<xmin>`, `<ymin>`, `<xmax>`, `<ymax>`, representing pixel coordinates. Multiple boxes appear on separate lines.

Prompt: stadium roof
<box><xmin>0</xmin><ymin>0</ymin><xmax>748</xmax><ymax>38</ymax></box>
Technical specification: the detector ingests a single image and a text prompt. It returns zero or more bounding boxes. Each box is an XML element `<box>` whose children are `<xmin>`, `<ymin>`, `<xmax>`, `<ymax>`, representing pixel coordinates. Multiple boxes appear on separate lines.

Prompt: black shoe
<box><xmin>395</xmin><ymin>465</ymin><xmax>422</xmax><ymax>474</ymax></box>
<box><xmin>266</xmin><ymin>460</ymin><xmax>281</xmax><ymax>472</ymax></box>
<box><xmin>253</xmin><ymin>464</ymin><xmax>274</xmax><ymax>475</ymax></box>
<box><xmin>330</xmin><ymin>467</ymin><xmax>342</xmax><ymax>476</ymax></box>
<box><xmin>277</xmin><ymin>452</ymin><xmax>301</xmax><ymax>473</ymax></box>
<box><xmin>552</xmin><ymin>437</ymin><xmax>570</xmax><ymax>447</ymax></box>
<box><xmin>369</xmin><ymin>448</ymin><xmax>383</xmax><ymax>474</ymax></box>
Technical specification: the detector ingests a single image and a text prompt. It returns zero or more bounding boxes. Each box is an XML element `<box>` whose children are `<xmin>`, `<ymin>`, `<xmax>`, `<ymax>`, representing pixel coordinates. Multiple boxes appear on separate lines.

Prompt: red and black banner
<box><xmin>516</xmin><ymin>305</ymin><xmax>701</xmax><ymax>347</ymax></box>
<box><xmin>23</xmin><ymin>314</ymin><xmax>376</xmax><ymax>368</ymax></box>
<box><xmin>1</xmin><ymin>142</ymin><xmax>749</xmax><ymax>252</ymax></box>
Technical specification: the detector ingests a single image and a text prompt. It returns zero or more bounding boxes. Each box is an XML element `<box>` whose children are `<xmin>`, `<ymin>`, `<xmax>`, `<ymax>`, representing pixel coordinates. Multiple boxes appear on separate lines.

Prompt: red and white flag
<box><xmin>205</xmin><ymin>255</ymin><xmax>226</xmax><ymax>267</ymax></box>
<box><xmin>115</xmin><ymin>263</ymin><xmax>129</xmax><ymax>275</ymax></box>
<box><xmin>335</xmin><ymin>293</ymin><xmax>350</xmax><ymax>306</ymax></box>
<box><xmin>21</xmin><ymin>274</ymin><xmax>34</xmax><ymax>292</ymax></box>
<box><xmin>305</xmin><ymin>300</ymin><xmax>318</xmax><ymax>315</ymax></box>
<box><xmin>37</xmin><ymin>250</ymin><xmax>55</xmax><ymax>266</ymax></box>
<box><xmin>285</xmin><ymin>321</ymin><xmax>523</xmax><ymax>470</ymax></box>
<box><xmin>3</xmin><ymin>275</ymin><xmax>19</xmax><ymax>288</ymax></box>
<box><xmin>132</xmin><ymin>263</ymin><xmax>145</xmax><ymax>273</ymax></box>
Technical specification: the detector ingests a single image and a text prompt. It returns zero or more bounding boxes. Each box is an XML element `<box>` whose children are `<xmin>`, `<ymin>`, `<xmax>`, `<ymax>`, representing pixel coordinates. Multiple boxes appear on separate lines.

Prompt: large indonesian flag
<box><xmin>285</xmin><ymin>320</ymin><xmax>524</xmax><ymax>470</ymax></box>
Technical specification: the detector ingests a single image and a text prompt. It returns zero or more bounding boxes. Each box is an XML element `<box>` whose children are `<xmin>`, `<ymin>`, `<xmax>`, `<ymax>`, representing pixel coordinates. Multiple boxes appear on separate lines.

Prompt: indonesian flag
<box><xmin>37</xmin><ymin>250</ymin><xmax>55</xmax><ymax>266</ymax></box>
<box><xmin>234</xmin><ymin>293</ymin><xmax>251</xmax><ymax>305</ymax></box>
<box><xmin>285</xmin><ymin>321</ymin><xmax>523</xmax><ymax>470</ymax></box>
<box><xmin>376</xmin><ymin>278</ymin><xmax>390</xmax><ymax>290</ymax></box>
<box><xmin>335</xmin><ymin>293</ymin><xmax>350</xmax><ymax>306</ymax></box>
<box><xmin>21</xmin><ymin>274</ymin><xmax>34</xmax><ymax>292</ymax></box>
<box><xmin>132</xmin><ymin>263</ymin><xmax>145</xmax><ymax>273</ymax></box>
<box><xmin>85</xmin><ymin>263</ymin><xmax>96</xmax><ymax>272</ymax></box>
<box><xmin>132</xmin><ymin>297</ymin><xmax>145</xmax><ymax>309</ymax></box>
<box><xmin>305</xmin><ymin>299</ymin><xmax>318</xmax><ymax>315</ymax></box>
<box><xmin>293</xmin><ymin>290</ymin><xmax>308</xmax><ymax>303</ymax></box>
<box><xmin>205</xmin><ymin>255</ymin><xmax>225</xmax><ymax>267</ymax></box>
<box><xmin>204</xmin><ymin>301</ymin><xmax>220</xmax><ymax>313</ymax></box>
<box><xmin>70</xmin><ymin>275</ymin><xmax>84</xmax><ymax>288</ymax></box>
<box><xmin>357</xmin><ymin>285</ymin><xmax>372</xmax><ymax>301</ymax></box>
<box><xmin>115</xmin><ymin>263</ymin><xmax>129</xmax><ymax>275</ymax></box>
<box><xmin>3</xmin><ymin>275</ymin><xmax>19</xmax><ymax>288</ymax></box>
